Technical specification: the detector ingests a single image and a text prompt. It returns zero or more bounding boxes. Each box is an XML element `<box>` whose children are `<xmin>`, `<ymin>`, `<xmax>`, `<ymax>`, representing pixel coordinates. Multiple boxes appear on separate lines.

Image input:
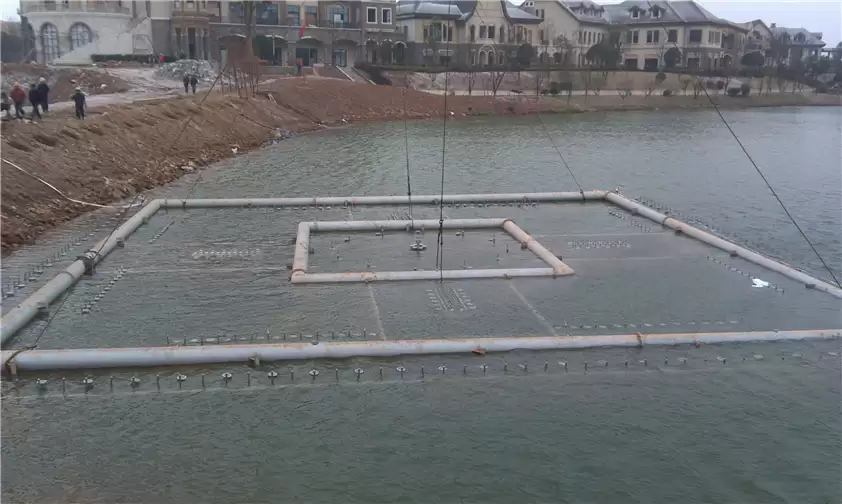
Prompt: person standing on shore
<box><xmin>183</xmin><ymin>75</ymin><xmax>190</xmax><ymax>93</ymax></box>
<box><xmin>71</xmin><ymin>87</ymin><xmax>86</xmax><ymax>119</ymax></box>
<box><xmin>36</xmin><ymin>77</ymin><xmax>50</xmax><ymax>113</ymax></box>
<box><xmin>9</xmin><ymin>83</ymin><xmax>26</xmax><ymax>119</ymax></box>
<box><xmin>189</xmin><ymin>74</ymin><xmax>198</xmax><ymax>94</ymax></box>
<box><xmin>28</xmin><ymin>83</ymin><xmax>42</xmax><ymax>120</ymax></box>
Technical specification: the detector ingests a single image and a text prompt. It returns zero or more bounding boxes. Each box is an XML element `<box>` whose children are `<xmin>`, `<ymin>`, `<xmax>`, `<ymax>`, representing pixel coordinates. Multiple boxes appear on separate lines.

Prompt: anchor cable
<box><xmin>402</xmin><ymin>59</ymin><xmax>415</xmax><ymax>229</ymax></box>
<box><xmin>642</xmin><ymin>0</ymin><xmax>840</xmax><ymax>287</ymax></box>
<box><xmin>435</xmin><ymin>2</ymin><xmax>454</xmax><ymax>280</ymax></box>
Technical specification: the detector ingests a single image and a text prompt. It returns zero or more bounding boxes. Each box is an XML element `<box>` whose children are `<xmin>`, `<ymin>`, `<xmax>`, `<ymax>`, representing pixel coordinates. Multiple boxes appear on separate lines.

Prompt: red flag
<box><xmin>298</xmin><ymin>22</ymin><xmax>307</xmax><ymax>39</ymax></box>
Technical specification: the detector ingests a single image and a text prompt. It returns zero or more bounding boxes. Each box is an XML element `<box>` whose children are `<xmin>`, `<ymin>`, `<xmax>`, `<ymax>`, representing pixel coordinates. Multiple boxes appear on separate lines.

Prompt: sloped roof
<box><xmin>770</xmin><ymin>26</ymin><xmax>826</xmax><ymax>47</ymax></box>
<box><xmin>561</xmin><ymin>0</ymin><xmax>745</xmax><ymax>30</ymax></box>
<box><xmin>396</xmin><ymin>0</ymin><xmax>541</xmax><ymax>23</ymax></box>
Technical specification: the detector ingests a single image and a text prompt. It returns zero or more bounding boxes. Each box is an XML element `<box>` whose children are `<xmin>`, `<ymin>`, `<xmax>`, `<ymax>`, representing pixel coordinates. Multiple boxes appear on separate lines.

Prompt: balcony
<box><xmin>22</xmin><ymin>2</ymin><xmax>130</xmax><ymax>15</ymax></box>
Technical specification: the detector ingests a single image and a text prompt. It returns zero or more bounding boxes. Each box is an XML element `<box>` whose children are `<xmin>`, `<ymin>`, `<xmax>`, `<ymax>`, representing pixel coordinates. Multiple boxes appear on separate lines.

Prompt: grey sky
<box><xmin>1</xmin><ymin>0</ymin><xmax>839</xmax><ymax>44</ymax></box>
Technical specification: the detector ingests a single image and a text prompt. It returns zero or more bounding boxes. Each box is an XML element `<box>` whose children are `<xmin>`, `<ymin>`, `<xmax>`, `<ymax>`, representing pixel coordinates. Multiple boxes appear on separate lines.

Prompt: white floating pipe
<box><xmin>1</xmin><ymin>200</ymin><xmax>163</xmax><ymax>347</ymax></box>
<box><xmin>502</xmin><ymin>220</ymin><xmax>573</xmax><ymax>276</ymax></box>
<box><xmin>291</xmin><ymin>222</ymin><xmax>310</xmax><ymax>275</ymax></box>
<box><xmin>310</xmin><ymin>219</ymin><xmax>503</xmax><ymax>232</ymax></box>
<box><xmin>161</xmin><ymin>191</ymin><xmax>606</xmax><ymax>209</ymax></box>
<box><xmin>291</xmin><ymin>268</ymin><xmax>557</xmax><ymax>284</ymax></box>
<box><xmin>3</xmin><ymin>330</ymin><xmax>838</xmax><ymax>371</ymax></box>
<box><xmin>605</xmin><ymin>192</ymin><xmax>842</xmax><ymax>299</ymax></box>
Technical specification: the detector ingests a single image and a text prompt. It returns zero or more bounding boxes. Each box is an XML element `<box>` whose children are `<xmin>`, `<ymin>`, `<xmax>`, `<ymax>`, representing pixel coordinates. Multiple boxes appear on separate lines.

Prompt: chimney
<box><xmin>770</xmin><ymin>23</ymin><xmax>776</xmax><ymax>28</ymax></box>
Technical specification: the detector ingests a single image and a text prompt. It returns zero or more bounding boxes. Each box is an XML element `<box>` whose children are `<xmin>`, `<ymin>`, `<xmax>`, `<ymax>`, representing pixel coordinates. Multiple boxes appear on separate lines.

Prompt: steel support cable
<box><xmin>435</xmin><ymin>1</ymin><xmax>454</xmax><ymax>280</ymax></box>
<box><xmin>402</xmin><ymin>54</ymin><xmax>415</xmax><ymax>229</ymax></box>
<box><xmin>468</xmin><ymin>6</ymin><xmax>584</xmax><ymax>196</ymax></box>
<box><xmin>5</xmin><ymin>64</ymin><xmax>230</xmax><ymax>356</ymax></box>
<box><xmin>641</xmin><ymin>0</ymin><xmax>840</xmax><ymax>287</ymax></box>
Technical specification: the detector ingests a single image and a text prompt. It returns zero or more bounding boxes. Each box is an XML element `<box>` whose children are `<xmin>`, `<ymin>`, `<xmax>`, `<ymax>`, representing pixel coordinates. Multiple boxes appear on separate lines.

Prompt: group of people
<box><xmin>1</xmin><ymin>79</ymin><xmax>87</xmax><ymax>121</ymax></box>
<box><xmin>2</xmin><ymin>78</ymin><xmax>49</xmax><ymax>120</ymax></box>
<box><xmin>182</xmin><ymin>74</ymin><xmax>199</xmax><ymax>94</ymax></box>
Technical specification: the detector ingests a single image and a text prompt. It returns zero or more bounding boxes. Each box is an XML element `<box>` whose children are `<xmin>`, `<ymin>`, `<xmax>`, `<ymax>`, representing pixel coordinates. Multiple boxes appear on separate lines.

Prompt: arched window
<box><xmin>69</xmin><ymin>23</ymin><xmax>92</xmax><ymax>50</ymax></box>
<box><xmin>40</xmin><ymin>23</ymin><xmax>60</xmax><ymax>62</ymax></box>
<box><xmin>480</xmin><ymin>51</ymin><xmax>487</xmax><ymax>66</ymax></box>
<box><xmin>487</xmin><ymin>50</ymin><xmax>495</xmax><ymax>66</ymax></box>
<box><xmin>497</xmin><ymin>51</ymin><xmax>504</xmax><ymax>64</ymax></box>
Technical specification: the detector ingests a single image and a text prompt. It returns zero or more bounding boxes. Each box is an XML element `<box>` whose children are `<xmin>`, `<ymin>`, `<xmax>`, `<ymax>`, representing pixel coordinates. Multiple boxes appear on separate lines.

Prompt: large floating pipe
<box><xmin>2</xmin><ymin>330</ymin><xmax>838</xmax><ymax>371</ymax></box>
<box><xmin>604</xmin><ymin>192</ymin><xmax>842</xmax><ymax>299</ymax></box>
<box><xmin>502</xmin><ymin>220</ymin><xmax>572</xmax><ymax>276</ymax></box>
<box><xmin>161</xmin><ymin>191</ymin><xmax>607</xmax><ymax>209</ymax></box>
<box><xmin>0</xmin><ymin>200</ymin><xmax>162</xmax><ymax>346</ymax></box>
<box><xmin>291</xmin><ymin>268</ymin><xmax>558</xmax><ymax>283</ymax></box>
<box><xmin>311</xmin><ymin>218</ymin><xmax>504</xmax><ymax>232</ymax></box>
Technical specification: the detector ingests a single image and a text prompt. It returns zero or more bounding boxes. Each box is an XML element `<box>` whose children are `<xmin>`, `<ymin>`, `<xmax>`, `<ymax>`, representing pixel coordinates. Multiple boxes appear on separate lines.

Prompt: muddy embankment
<box><xmin>1</xmin><ymin>77</ymin><xmax>840</xmax><ymax>252</ymax></box>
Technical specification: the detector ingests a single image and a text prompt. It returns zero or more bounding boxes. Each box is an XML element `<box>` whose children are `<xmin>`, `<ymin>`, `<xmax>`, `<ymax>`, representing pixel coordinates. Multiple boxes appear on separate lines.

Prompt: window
<box><xmin>479</xmin><ymin>25</ymin><xmax>486</xmax><ymax>39</ymax></box>
<box><xmin>69</xmin><ymin>22</ymin><xmax>92</xmax><ymax>49</ymax></box>
<box><xmin>538</xmin><ymin>8</ymin><xmax>544</xmax><ymax>18</ymax></box>
<box><xmin>578</xmin><ymin>31</ymin><xmax>583</xmax><ymax>44</ymax></box>
<box><xmin>257</xmin><ymin>2</ymin><xmax>279</xmax><ymax>25</ymax></box>
<box><xmin>499</xmin><ymin>26</ymin><xmax>505</xmax><ymax>43</ymax></box>
<box><xmin>539</xmin><ymin>29</ymin><xmax>544</xmax><ymax>43</ymax></box>
<box><xmin>668</xmin><ymin>29</ymin><xmax>677</xmax><ymax>43</ymax></box>
<box><xmin>646</xmin><ymin>30</ymin><xmax>659</xmax><ymax>43</ymax></box>
<box><xmin>488</xmin><ymin>25</ymin><xmax>495</xmax><ymax>39</ymax></box>
<box><xmin>328</xmin><ymin>4</ymin><xmax>348</xmax><ymax>26</ymax></box>
<box><xmin>632</xmin><ymin>30</ymin><xmax>639</xmax><ymax>43</ymax></box>
<box><xmin>381</xmin><ymin>8</ymin><xmax>391</xmax><ymax>24</ymax></box>
<box><xmin>40</xmin><ymin>22</ymin><xmax>59</xmax><ymax>62</ymax></box>
<box><xmin>366</xmin><ymin>6</ymin><xmax>376</xmax><ymax>23</ymax></box>
<box><xmin>586</xmin><ymin>31</ymin><xmax>591</xmax><ymax>44</ymax></box>
<box><xmin>631</xmin><ymin>8</ymin><xmax>640</xmax><ymax>19</ymax></box>
<box><xmin>304</xmin><ymin>5</ymin><xmax>317</xmax><ymax>25</ymax></box>
<box><xmin>286</xmin><ymin>5</ymin><xmax>300</xmax><ymax>25</ymax></box>
<box><xmin>652</xmin><ymin>8</ymin><xmax>660</xmax><ymax>19</ymax></box>
<box><xmin>470</xmin><ymin>25</ymin><xmax>476</xmax><ymax>42</ymax></box>
<box><xmin>688</xmin><ymin>29</ymin><xmax>702</xmax><ymax>43</ymax></box>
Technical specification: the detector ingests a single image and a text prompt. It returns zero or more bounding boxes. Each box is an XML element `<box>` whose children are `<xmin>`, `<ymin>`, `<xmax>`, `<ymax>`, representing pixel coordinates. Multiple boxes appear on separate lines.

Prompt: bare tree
<box><xmin>679</xmin><ymin>75</ymin><xmax>693</xmax><ymax>96</ymax></box>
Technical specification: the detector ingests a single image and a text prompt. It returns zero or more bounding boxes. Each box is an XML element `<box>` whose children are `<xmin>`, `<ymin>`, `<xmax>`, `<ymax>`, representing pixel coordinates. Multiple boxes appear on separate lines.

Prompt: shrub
<box><xmin>705</xmin><ymin>79</ymin><xmax>716</xmax><ymax>89</ymax></box>
<box><xmin>540</xmin><ymin>89</ymin><xmax>550</xmax><ymax>95</ymax></box>
<box><xmin>726</xmin><ymin>87</ymin><xmax>741</xmax><ymax>97</ymax></box>
<box><xmin>740</xmin><ymin>83</ymin><xmax>751</xmax><ymax>96</ymax></box>
<box><xmin>716</xmin><ymin>80</ymin><xmax>725</xmax><ymax>90</ymax></box>
<box><xmin>655</xmin><ymin>71</ymin><xmax>667</xmax><ymax>84</ymax></box>
<box><xmin>548</xmin><ymin>81</ymin><xmax>561</xmax><ymax>95</ymax></box>
<box><xmin>662</xmin><ymin>89</ymin><xmax>673</xmax><ymax>96</ymax></box>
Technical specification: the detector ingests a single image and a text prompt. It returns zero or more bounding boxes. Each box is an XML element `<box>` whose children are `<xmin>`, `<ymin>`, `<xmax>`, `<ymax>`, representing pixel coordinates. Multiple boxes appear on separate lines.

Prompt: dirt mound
<box><xmin>0</xmin><ymin>93</ymin><xmax>310</xmax><ymax>250</ymax></box>
<box><xmin>1</xmin><ymin>63</ymin><xmax>131</xmax><ymax>103</ymax></box>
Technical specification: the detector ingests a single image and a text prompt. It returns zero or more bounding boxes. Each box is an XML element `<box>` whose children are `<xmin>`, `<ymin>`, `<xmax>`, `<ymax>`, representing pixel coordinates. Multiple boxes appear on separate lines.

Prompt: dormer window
<box><xmin>630</xmin><ymin>7</ymin><xmax>640</xmax><ymax>19</ymax></box>
<box><xmin>651</xmin><ymin>8</ymin><xmax>661</xmax><ymax>19</ymax></box>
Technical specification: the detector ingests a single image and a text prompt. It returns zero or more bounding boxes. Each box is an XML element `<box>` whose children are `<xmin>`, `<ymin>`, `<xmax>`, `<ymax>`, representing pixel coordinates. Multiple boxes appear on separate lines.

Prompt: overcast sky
<box><xmin>1</xmin><ymin>0</ymin><xmax>839</xmax><ymax>44</ymax></box>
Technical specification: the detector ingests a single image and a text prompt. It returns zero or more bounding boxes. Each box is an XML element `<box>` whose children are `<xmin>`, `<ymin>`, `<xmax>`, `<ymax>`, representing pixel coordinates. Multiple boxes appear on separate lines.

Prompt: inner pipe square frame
<box><xmin>289</xmin><ymin>218</ymin><xmax>574</xmax><ymax>284</ymax></box>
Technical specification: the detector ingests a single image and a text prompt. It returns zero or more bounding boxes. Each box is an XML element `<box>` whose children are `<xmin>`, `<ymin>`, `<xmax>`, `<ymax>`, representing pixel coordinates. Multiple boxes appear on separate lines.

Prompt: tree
<box><xmin>585</xmin><ymin>40</ymin><xmax>621</xmax><ymax>69</ymax></box>
<box><xmin>243</xmin><ymin>1</ymin><xmax>257</xmax><ymax>57</ymax></box>
<box><xmin>516</xmin><ymin>43</ymin><xmax>535</xmax><ymax>67</ymax></box>
<box><xmin>741</xmin><ymin>51</ymin><xmax>764</xmax><ymax>70</ymax></box>
<box><xmin>554</xmin><ymin>34</ymin><xmax>575</xmax><ymax>67</ymax></box>
<box><xmin>664</xmin><ymin>47</ymin><xmax>681</xmax><ymax>68</ymax></box>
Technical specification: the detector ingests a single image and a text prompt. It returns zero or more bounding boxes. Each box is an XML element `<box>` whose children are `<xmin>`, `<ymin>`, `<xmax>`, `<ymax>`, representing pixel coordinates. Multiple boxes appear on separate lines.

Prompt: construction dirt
<box><xmin>2</xmin><ymin>76</ymin><xmax>840</xmax><ymax>251</ymax></box>
<box><xmin>1</xmin><ymin>63</ymin><xmax>131</xmax><ymax>103</ymax></box>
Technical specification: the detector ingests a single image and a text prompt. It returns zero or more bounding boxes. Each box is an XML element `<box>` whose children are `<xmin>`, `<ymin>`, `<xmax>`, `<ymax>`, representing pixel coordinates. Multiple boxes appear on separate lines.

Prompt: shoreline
<box><xmin>2</xmin><ymin>77</ymin><xmax>839</xmax><ymax>253</ymax></box>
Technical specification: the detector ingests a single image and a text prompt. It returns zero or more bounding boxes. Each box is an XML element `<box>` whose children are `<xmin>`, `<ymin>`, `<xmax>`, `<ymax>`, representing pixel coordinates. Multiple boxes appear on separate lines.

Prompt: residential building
<box><xmin>21</xmin><ymin>0</ymin><xmax>155</xmax><ymax>64</ymax></box>
<box><xmin>209</xmin><ymin>1</ymin><xmax>402</xmax><ymax>68</ymax></box>
<box><xmin>768</xmin><ymin>23</ymin><xmax>825</xmax><ymax>65</ymax></box>
<box><xmin>20</xmin><ymin>0</ymin><xmax>403</xmax><ymax>67</ymax></box>
<box><xmin>395</xmin><ymin>0</ymin><xmax>542</xmax><ymax>66</ymax></box>
<box><xmin>534</xmin><ymin>0</ymin><xmax>748</xmax><ymax>71</ymax></box>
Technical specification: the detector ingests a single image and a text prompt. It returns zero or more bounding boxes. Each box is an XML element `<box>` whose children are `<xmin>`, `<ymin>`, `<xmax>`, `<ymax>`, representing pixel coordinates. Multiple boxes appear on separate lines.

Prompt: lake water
<box><xmin>2</xmin><ymin>107</ymin><xmax>841</xmax><ymax>503</ymax></box>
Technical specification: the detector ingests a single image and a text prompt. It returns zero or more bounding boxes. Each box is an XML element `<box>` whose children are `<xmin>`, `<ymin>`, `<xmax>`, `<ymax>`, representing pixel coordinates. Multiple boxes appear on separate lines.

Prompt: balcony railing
<box><xmin>23</xmin><ymin>2</ymin><xmax>131</xmax><ymax>15</ymax></box>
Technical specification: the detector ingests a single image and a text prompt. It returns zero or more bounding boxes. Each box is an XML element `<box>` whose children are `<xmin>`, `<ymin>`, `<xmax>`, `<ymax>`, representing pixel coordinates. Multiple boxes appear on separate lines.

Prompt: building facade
<box><xmin>21</xmin><ymin>0</ymin><xmax>403</xmax><ymax>67</ymax></box>
<box><xmin>18</xmin><ymin>0</ymin><xmax>827</xmax><ymax>71</ymax></box>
